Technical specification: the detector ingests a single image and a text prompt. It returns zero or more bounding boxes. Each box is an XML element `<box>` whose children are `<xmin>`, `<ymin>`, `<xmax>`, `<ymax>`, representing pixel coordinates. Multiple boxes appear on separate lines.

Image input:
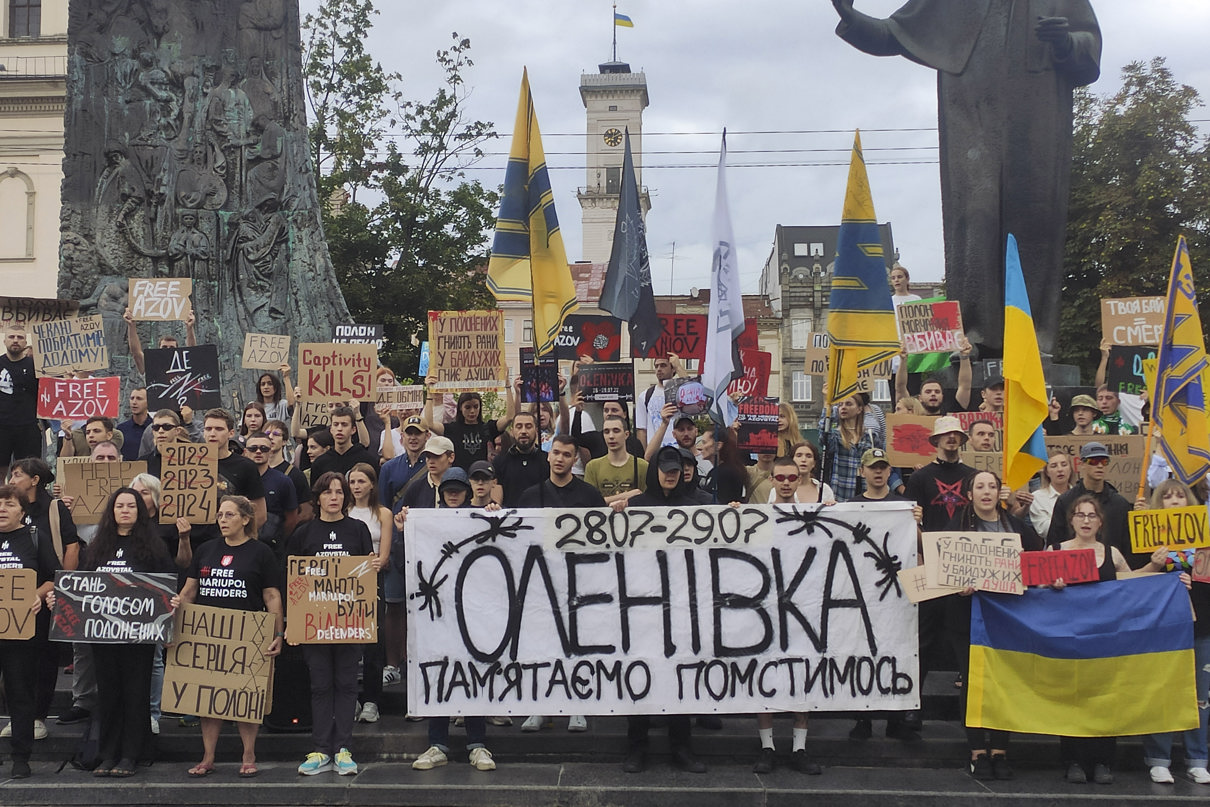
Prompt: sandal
<box><xmin>239</xmin><ymin>763</ymin><xmax>259</xmax><ymax>778</ymax></box>
<box><xmin>109</xmin><ymin>759</ymin><xmax>136</xmax><ymax>778</ymax></box>
<box><xmin>94</xmin><ymin>760</ymin><xmax>116</xmax><ymax>777</ymax></box>
<box><xmin>188</xmin><ymin>763</ymin><xmax>217</xmax><ymax>778</ymax></box>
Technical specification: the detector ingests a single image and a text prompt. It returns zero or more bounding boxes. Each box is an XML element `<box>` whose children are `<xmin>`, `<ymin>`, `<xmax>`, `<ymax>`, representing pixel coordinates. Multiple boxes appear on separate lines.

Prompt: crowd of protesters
<box><xmin>0</xmin><ymin>278</ymin><xmax>1206</xmax><ymax>788</ymax></box>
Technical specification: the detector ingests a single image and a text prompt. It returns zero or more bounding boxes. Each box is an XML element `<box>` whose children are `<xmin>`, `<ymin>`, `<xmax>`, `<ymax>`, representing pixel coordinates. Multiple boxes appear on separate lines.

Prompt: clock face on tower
<box><xmin>603</xmin><ymin>128</ymin><xmax>623</xmax><ymax>147</ymax></box>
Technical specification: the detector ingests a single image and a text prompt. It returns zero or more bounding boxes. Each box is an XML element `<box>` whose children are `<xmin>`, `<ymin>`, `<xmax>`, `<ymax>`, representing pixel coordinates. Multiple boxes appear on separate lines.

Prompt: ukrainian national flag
<box><xmin>967</xmin><ymin>574</ymin><xmax>1198</xmax><ymax>737</ymax></box>
<box><xmin>1153</xmin><ymin>236</ymin><xmax>1210</xmax><ymax>484</ymax></box>
<box><xmin>1002</xmin><ymin>235</ymin><xmax>1048</xmax><ymax>490</ymax></box>
<box><xmin>614</xmin><ymin>12</ymin><xmax>634</xmax><ymax>27</ymax></box>
<box><xmin>487</xmin><ymin>69</ymin><xmax>578</xmax><ymax>357</ymax></box>
<box><xmin>826</xmin><ymin>131</ymin><xmax>899</xmax><ymax>405</ymax></box>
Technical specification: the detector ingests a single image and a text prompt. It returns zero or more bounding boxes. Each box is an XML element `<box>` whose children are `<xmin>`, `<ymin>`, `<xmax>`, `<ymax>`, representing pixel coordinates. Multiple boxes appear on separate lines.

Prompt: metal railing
<box><xmin>0</xmin><ymin>55</ymin><xmax>67</xmax><ymax>78</ymax></box>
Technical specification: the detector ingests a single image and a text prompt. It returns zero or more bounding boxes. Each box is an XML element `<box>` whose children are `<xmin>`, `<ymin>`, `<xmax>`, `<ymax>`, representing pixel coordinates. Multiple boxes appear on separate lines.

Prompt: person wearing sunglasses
<box><xmin>243</xmin><ymin>431</ymin><xmax>299</xmax><ymax>552</ymax></box>
<box><xmin>1044</xmin><ymin>442</ymin><xmax>1139</xmax><ymax>568</ymax></box>
<box><xmin>137</xmin><ymin>409</ymin><xmax>187</xmax><ymax>478</ymax></box>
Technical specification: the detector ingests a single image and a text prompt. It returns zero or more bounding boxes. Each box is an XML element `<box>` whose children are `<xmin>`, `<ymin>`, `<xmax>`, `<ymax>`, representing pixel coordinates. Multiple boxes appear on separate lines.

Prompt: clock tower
<box><xmin>577</xmin><ymin>60</ymin><xmax>650</xmax><ymax>263</ymax></box>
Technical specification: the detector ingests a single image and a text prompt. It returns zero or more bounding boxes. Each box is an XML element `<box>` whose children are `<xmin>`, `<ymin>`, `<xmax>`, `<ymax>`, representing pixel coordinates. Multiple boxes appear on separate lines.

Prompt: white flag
<box><xmin>702</xmin><ymin>132</ymin><xmax>745</xmax><ymax>427</ymax></box>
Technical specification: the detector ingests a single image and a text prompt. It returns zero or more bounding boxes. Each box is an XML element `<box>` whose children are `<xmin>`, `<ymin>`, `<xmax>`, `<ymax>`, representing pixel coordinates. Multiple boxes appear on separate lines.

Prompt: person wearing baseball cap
<box><xmin>397</xmin><ymin>435</ymin><xmax>456</xmax><ymax>510</ymax></box>
<box><xmin>1045</xmin><ymin>441</ymin><xmax>1138</xmax><ymax>566</ymax></box>
<box><xmin>978</xmin><ymin>375</ymin><xmax>1005</xmax><ymax>413</ymax></box>
<box><xmin>467</xmin><ymin>461</ymin><xmax>496</xmax><ymax>508</ymax></box>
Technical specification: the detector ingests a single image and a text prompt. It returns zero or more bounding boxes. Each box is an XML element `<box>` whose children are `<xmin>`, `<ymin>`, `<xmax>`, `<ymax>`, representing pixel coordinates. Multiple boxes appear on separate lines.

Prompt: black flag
<box><xmin>600</xmin><ymin>129</ymin><xmax>661</xmax><ymax>355</ymax></box>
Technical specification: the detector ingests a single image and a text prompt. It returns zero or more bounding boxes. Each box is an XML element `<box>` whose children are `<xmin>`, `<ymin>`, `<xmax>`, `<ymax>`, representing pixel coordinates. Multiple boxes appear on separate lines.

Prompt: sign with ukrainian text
<box><xmin>284</xmin><ymin>555</ymin><xmax>378</xmax><ymax>645</ymax></box>
<box><xmin>922</xmin><ymin>532</ymin><xmax>1023</xmax><ymax>595</ymax></box>
<box><xmin>1101</xmin><ymin>297</ymin><xmax>1165</xmax><ymax>346</ymax></box>
<box><xmin>164</xmin><ymin>604</ymin><xmax>275</xmax><ymax>724</ymax></box>
<box><xmin>50</xmin><ymin>571</ymin><xmax>176</xmax><ymax>644</ymax></box>
<box><xmin>897</xmin><ymin>300</ymin><xmax>964</xmax><ymax>355</ymax></box>
<box><xmin>427</xmin><ymin>310</ymin><xmax>506</xmax><ymax>392</ymax></box>
<box><xmin>31</xmin><ymin>315</ymin><xmax>107</xmax><ymax>375</ymax></box>
<box><xmin>405</xmin><ymin>502</ymin><xmax>919</xmax><ymax>716</ymax></box>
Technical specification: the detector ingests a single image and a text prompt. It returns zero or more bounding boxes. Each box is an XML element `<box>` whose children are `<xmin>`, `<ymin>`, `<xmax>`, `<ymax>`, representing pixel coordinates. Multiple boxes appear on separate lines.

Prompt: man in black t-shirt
<box><xmin>309</xmin><ymin>406</ymin><xmax>378</xmax><ymax>479</ymax></box>
<box><xmin>0</xmin><ymin>327</ymin><xmax>39</xmax><ymax>478</ymax></box>
<box><xmin>493</xmin><ymin>411</ymin><xmax>548</xmax><ymax>507</ymax></box>
<box><xmin>204</xmin><ymin>409</ymin><xmax>266</xmax><ymax>532</ymax></box>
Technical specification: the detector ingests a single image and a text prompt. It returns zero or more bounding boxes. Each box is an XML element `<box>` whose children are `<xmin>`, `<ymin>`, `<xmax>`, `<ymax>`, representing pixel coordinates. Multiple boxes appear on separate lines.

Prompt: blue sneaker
<box><xmin>298</xmin><ymin>752</ymin><xmax>332</xmax><ymax>775</ymax></box>
<box><xmin>334</xmin><ymin>748</ymin><xmax>358</xmax><ymax>776</ymax></box>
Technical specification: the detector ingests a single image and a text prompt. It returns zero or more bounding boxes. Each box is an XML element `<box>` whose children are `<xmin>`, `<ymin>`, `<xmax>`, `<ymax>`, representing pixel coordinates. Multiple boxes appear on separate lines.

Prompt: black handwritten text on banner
<box><xmin>404</xmin><ymin>502</ymin><xmax>919</xmax><ymax>716</ymax></box>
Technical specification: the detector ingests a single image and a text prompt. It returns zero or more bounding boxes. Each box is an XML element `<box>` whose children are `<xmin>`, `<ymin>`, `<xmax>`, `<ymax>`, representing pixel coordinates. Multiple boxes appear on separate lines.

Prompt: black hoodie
<box><xmin>631</xmin><ymin>446</ymin><xmax>702</xmax><ymax>507</ymax></box>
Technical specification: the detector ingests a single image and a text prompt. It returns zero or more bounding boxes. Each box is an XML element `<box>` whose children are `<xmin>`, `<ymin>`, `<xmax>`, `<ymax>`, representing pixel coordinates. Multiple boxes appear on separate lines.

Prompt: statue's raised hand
<box><xmin>831</xmin><ymin>0</ymin><xmax>856</xmax><ymax>21</ymax></box>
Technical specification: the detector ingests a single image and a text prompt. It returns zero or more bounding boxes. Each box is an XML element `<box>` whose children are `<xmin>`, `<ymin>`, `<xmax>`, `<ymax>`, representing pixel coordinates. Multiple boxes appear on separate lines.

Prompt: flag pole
<box><xmin>612</xmin><ymin>3</ymin><xmax>618</xmax><ymax>62</ymax></box>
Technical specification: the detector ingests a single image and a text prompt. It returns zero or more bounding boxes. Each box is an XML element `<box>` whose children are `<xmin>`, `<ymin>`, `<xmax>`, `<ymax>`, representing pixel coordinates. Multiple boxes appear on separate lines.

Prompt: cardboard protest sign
<box><xmin>298</xmin><ymin>342</ymin><xmax>377</xmax><ymax>401</ymax></box>
<box><xmin>1106</xmin><ymin>345</ymin><xmax>1157</xmax><ymax>396</ymax></box>
<box><xmin>50</xmin><ymin>571</ymin><xmax>176</xmax><ymax>643</ymax></box>
<box><xmin>160</xmin><ymin>442</ymin><xmax>217</xmax><ymax>525</ymax></box>
<box><xmin>1129</xmin><ymin>506</ymin><xmax>1210</xmax><ymax>553</ymax></box>
<box><xmin>1020</xmin><ymin>549</ymin><xmax>1098</xmax><ymax>587</ymax></box>
<box><xmin>30</xmin><ymin>315</ymin><xmax>107</xmax><ymax>375</ymax></box>
<box><xmin>555</xmin><ymin>315</ymin><xmax>622</xmax><ymax>362</ymax></box>
<box><xmin>1101</xmin><ymin>296</ymin><xmax>1165</xmax><ymax>346</ymax></box>
<box><xmin>332</xmin><ymin>323</ymin><xmax>384</xmax><ymax>350</ymax></box>
<box><xmin>56</xmin><ymin>456</ymin><xmax>91</xmax><ymax>486</ymax></box>
<box><xmin>519</xmin><ymin>346</ymin><xmax>558</xmax><ymax>404</ymax></box>
<box><xmin>1044</xmin><ymin>435</ymin><xmax>1146</xmax><ymax>502</ymax></box>
<box><xmin>164</xmin><ymin>604</ymin><xmax>275</xmax><ymax>724</ymax></box>
<box><xmin>727</xmin><ymin>350</ymin><xmax>772</xmax><ymax>398</ymax></box>
<box><xmin>804</xmin><ymin>333</ymin><xmax>830</xmax><ymax>376</ymax></box>
<box><xmin>285</xmin><ymin>555</ymin><xmax>377</xmax><ymax>645</ymax></box>
<box><xmin>897</xmin><ymin>565</ymin><xmax>957</xmax><ymax>604</ymax></box>
<box><xmin>426</xmin><ymin>310</ymin><xmax>506</xmax><ymax>392</ymax></box>
<box><xmin>128</xmin><ymin>278</ymin><xmax>192</xmax><ymax>321</ymax></box>
<box><xmin>0</xmin><ymin>296</ymin><xmax>78</xmax><ymax>326</ymax></box>
<box><xmin>375</xmin><ymin>384</ymin><xmax>425</xmax><ymax>413</ymax></box>
<box><xmin>144</xmin><ymin>345</ymin><xmax>221</xmax><ymax>411</ymax></box>
<box><xmin>405</xmin><ymin>501</ymin><xmax>920</xmax><ymax>716</ymax></box>
<box><xmin>886</xmin><ymin>414</ymin><xmax>937</xmax><ymax>467</ymax></box>
<box><xmin>897</xmin><ymin>300</ymin><xmax>964</xmax><ymax>354</ymax></box>
<box><xmin>1194</xmin><ymin>549</ymin><xmax>1210</xmax><ymax>584</ymax></box>
<box><xmin>61</xmin><ymin>461</ymin><xmax>147</xmax><ymax>525</ymax></box>
<box><xmin>736</xmin><ymin>396</ymin><xmax>779</xmax><ymax>452</ymax></box>
<box><xmin>575</xmin><ymin>363</ymin><xmax>636</xmax><ymax>403</ymax></box>
<box><xmin>36</xmin><ymin>376</ymin><xmax>120</xmax><ymax>420</ymax></box>
<box><xmin>0</xmin><ymin>569</ymin><xmax>37</xmax><ymax>639</ymax></box>
<box><xmin>295</xmin><ymin>400</ymin><xmax>330</xmax><ymax>429</ymax></box>
<box><xmin>922</xmin><ymin>532</ymin><xmax>1023</xmax><ymax>595</ymax></box>
<box><xmin>952</xmin><ymin>411</ymin><xmax>1004</xmax><ymax>431</ymax></box>
<box><xmin>241</xmin><ymin>333</ymin><xmax>290</xmax><ymax>370</ymax></box>
<box><xmin>632</xmin><ymin>314</ymin><xmax>707</xmax><ymax>362</ymax></box>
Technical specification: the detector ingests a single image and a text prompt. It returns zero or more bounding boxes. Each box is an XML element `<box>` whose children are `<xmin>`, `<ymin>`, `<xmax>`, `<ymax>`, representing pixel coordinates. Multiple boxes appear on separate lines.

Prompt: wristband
<box><xmin>274</xmin><ymin>631</ymin><xmax>285</xmax><ymax>638</ymax></box>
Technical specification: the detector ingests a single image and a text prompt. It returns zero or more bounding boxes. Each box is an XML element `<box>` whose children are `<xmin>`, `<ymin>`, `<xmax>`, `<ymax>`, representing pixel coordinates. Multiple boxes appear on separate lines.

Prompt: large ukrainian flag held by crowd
<box><xmin>826</xmin><ymin>132</ymin><xmax>899</xmax><ymax>405</ymax></box>
<box><xmin>966</xmin><ymin>574</ymin><xmax>1198</xmax><ymax>737</ymax></box>
<box><xmin>487</xmin><ymin>69</ymin><xmax>578</xmax><ymax>357</ymax></box>
<box><xmin>1153</xmin><ymin>236</ymin><xmax>1210</xmax><ymax>484</ymax></box>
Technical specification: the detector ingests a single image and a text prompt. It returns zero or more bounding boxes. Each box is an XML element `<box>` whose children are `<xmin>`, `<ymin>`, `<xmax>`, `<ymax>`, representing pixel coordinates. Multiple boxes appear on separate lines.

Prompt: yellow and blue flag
<box><xmin>967</xmin><ymin>574</ymin><xmax>1198</xmax><ymax>737</ymax></box>
<box><xmin>487</xmin><ymin>69</ymin><xmax>578</xmax><ymax>357</ymax></box>
<box><xmin>1154</xmin><ymin>236</ymin><xmax>1210</xmax><ymax>484</ymax></box>
<box><xmin>826</xmin><ymin>131</ymin><xmax>899</xmax><ymax>405</ymax></box>
<box><xmin>1002</xmin><ymin>234</ymin><xmax>1048</xmax><ymax>490</ymax></box>
<box><xmin>614</xmin><ymin>11</ymin><xmax>634</xmax><ymax>27</ymax></box>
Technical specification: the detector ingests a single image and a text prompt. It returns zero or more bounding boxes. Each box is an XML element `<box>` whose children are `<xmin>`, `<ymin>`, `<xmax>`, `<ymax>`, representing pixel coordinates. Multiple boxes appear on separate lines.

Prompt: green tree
<box><xmin>1058</xmin><ymin>58</ymin><xmax>1210</xmax><ymax>377</ymax></box>
<box><xmin>303</xmin><ymin>0</ymin><xmax>498</xmax><ymax>374</ymax></box>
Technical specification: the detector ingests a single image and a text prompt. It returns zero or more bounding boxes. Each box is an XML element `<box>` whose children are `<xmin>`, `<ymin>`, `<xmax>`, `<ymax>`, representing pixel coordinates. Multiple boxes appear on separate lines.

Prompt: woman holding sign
<box><xmin>1135</xmin><ymin>480</ymin><xmax>1210</xmax><ymax>785</ymax></box>
<box><xmin>286</xmin><ymin>472</ymin><xmax>376</xmax><ymax>777</ymax></box>
<box><xmin>175</xmin><ymin>495</ymin><xmax>283</xmax><ymax>778</ymax></box>
<box><xmin>944</xmin><ymin>471</ymin><xmax>1042</xmax><ymax>781</ymax></box>
<box><xmin>71</xmin><ymin>489</ymin><xmax>173</xmax><ymax>778</ymax></box>
<box><xmin>0</xmin><ymin>484</ymin><xmax>59</xmax><ymax>779</ymax></box>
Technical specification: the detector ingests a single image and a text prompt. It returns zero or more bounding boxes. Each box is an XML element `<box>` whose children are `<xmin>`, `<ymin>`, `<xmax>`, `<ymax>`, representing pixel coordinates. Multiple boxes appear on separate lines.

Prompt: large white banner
<box><xmin>405</xmin><ymin>501</ymin><xmax>919</xmax><ymax>716</ymax></box>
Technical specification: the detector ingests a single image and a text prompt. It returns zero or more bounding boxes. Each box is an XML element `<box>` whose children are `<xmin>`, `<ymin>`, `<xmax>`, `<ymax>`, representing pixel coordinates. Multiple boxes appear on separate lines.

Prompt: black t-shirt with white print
<box><xmin>287</xmin><ymin>516</ymin><xmax>373</xmax><ymax>558</ymax></box>
<box><xmin>188</xmin><ymin>538</ymin><xmax>281</xmax><ymax>612</ymax></box>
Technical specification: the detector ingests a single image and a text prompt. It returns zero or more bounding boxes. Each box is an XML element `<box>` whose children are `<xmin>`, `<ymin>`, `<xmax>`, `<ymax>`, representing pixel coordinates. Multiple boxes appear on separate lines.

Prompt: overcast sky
<box><xmin>298</xmin><ymin>0</ymin><xmax>1210</xmax><ymax>295</ymax></box>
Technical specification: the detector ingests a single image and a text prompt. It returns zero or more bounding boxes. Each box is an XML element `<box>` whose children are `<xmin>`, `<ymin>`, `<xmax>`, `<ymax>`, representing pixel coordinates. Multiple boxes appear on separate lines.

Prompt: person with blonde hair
<box><xmin>776</xmin><ymin>402</ymin><xmax>801</xmax><ymax>458</ymax></box>
<box><xmin>1028</xmin><ymin>453</ymin><xmax>1073</xmax><ymax>536</ymax></box>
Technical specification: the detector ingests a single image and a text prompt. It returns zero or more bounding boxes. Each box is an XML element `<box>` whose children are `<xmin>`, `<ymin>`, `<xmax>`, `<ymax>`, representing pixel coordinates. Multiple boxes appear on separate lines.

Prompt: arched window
<box><xmin>0</xmin><ymin>167</ymin><xmax>35</xmax><ymax>260</ymax></box>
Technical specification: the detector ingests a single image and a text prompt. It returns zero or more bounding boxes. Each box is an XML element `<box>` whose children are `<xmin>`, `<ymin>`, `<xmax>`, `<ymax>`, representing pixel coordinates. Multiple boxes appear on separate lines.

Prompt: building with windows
<box><xmin>759</xmin><ymin>223</ymin><xmax>941</xmax><ymax>421</ymax></box>
<box><xmin>0</xmin><ymin>0</ymin><xmax>65</xmax><ymax>297</ymax></box>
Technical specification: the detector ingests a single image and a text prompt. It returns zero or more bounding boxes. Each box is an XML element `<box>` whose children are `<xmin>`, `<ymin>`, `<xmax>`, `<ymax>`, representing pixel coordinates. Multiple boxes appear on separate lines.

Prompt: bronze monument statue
<box><xmin>831</xmin><ymin>0</ymin><xmax>1101</xmax><ymax>356</ymax></box>
<box><xmin>59</xmin><ymin>0</ymin><xmax>352</xmax><ymax>399</ymax></box>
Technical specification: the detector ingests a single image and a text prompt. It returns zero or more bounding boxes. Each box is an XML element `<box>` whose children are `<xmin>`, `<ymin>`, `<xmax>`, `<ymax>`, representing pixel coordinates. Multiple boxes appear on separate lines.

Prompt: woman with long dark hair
<box><xmin>239</xmin><ymin>401</ymin><xmax>267</xmax><ymax>444</ymax></box>
<box><xmin>289</xmin><ymin>472</ymin><xmax>378</xmax><ymax>776</ymax></box>
<box><xmin>422</xmin><ymin>377</ymin><xmax>518</xmax><ymax>469</ymax></box>
<box><xmin>708</xmin><ymin>428</ymin><xmax>750</xmax><ymax>503</ymax></box>
<box><xmin>69</xmin><ymin>488</ymin><xmax>172</xmax><ymax>778</ymax></box>
<box><xmin>256</xmin><ymin>369</ymin><xmax>295</xmax><ymax>421</ymax></box>
<box><xmin>175</xmin><ymin>495</ymin><xmax>282</xmax><ymax>778</ymax></box>
<box><xmin>944</xmin><ymin>470</ymin><xmax>1042</xmax><ymax>782</ymax></box>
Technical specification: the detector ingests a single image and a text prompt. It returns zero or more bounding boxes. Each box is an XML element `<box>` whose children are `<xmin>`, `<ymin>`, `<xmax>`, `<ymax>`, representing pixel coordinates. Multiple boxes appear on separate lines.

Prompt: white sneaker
<box><xmin>382</xmin><ymin>665</ymin><xmax>402</xmax><ymax>687</ymax></box>
<box><xmin>469</xmin><ymin>747</ymin><xmax>496</xmax><ymax>771</ymax></box>
<box><xmin>412</xmin><ymin>745</ymin><xmax>448</xmax><ymax>771</ymax></box>
<box><xmin>1150</xmin><ymin>765</ymin><xmax>1175</xmax><ymax>784</ymax></box>
<box><xmin>151</xmin><ymin>716</ymin><xmax>160</xmax><ymax>735</ymax></box>
<box><xmin>357</xmin><ymin>702</ymin><xmax>380</xmax><ymax>723</ymax></box>
<box><xmin>520</xmin><ymin>715</ymin><xmax>545</xmax><ymax>732</ymax></box>
<box><xmin>1188</xmin><ymin>766</ymin><xmax>1210</xmax><ymax>784</ymax></box>
<box><xmin>487</xmin><ymin>716</ymin><xmax>513</xmax><ymax>726</ymax></box>
<box><xmin>0</xmin><ymin>722</ymin><xmax>9</xmax><ymax>738</ymax></box>
<box><xmin>568</xmin><ymin>715</ymin><xmax>587</xmax><ymax>732</ymax></box>
<box><xmin>33</xmin><ymin>720</ymin><xmax>47</xmax><ymax>740</ymax></box>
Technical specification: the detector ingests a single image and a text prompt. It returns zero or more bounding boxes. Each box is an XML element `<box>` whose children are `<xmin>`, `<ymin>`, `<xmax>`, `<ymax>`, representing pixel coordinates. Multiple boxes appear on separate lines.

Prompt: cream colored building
<box><xmin>0</xmin><ymin>0</ymin><xmax>66</xmax><ymax>297</ymax></box>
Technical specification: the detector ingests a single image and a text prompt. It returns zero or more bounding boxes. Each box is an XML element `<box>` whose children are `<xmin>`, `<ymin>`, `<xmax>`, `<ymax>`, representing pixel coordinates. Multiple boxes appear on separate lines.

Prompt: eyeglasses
<box><xmin>151</xmin><ymin>423</ymin><xmax>176</xmax><ymax>432</ymax></box>
<box><xmin>772</xmin><ymin>474</ymin><xmax>800</xmax><ymax>483</ymax></box>
<box><xmin>264</xmin><ymin>430</ymin><xmax>284</xmax><ymax>438</ymax></box>
<box><xmin>1072</xmin><ymin>512</ymin><xmax>1100</xmax><ymax>520</ymax></box>
<box><xmin>246</xmin><ymin>445</ymin><xmax>271</xmax><ymax>453</ymax></box>
<box><xmin>1083</xmin><ymin>457</ymin><xmax>1110</xmax><ymax>467</ymax></box>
